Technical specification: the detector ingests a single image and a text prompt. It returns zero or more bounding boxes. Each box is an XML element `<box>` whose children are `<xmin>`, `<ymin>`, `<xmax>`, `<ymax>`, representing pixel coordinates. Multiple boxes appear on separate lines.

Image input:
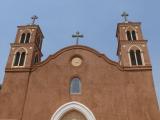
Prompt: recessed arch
<box><xmin>61</xmin><ymin>110</ymin><xmax>86</xmax><ymax>120</ymax></box>
<box><xmin>19</xmin><ymin>30</ymin><xmax>31</xmax><ymax>43</ymax></box>
<box><xmin>128</xmin><ymin>45</ymin><xmax>145</xmax><ymax>66</ymax></box>
<box><xmin>128</xmin><ymin>45</ymin><xmax>142</xmax><ymax>52</ymax></box>
<box><xmin>20</xmin><ymin>33</ymin><xmax>26</xmax><ymax>43</ymax></box>
<box><xmin>126</xmin><ymin>31</ymin><xmax>132</xmax><ymax>41</ymax></box>
<box><xmin>125</xmin><ymin>26</ymin><xmax>138</xmax><ymax>41</ymax></box>
<box><xmin>25</xmin><ymin>33</ymin><xmax>31</xmax><ymax>43</ymax></box>
<box><xmin>131</xmin><ymin>30</ymin><xmax>137</xmax><ymax>40</ymax></box>
<box><xmin>51</xmin><ymin>101</ymin><xmax>96</xmax><ymax>120</ymax></box>
<box><xmin>125</xmin><ymin>26</ymin><xmax>137</xmax><ymax>32</ymax></box>
<box><xmin>14</xmin><ymin>47</ymin><xmax>28</xmax><ymax>54</ymax></box>
<box><xmin>12</xmin><ymin>47</ymin><xmax>28</xmax><ymax>67</ymax></box>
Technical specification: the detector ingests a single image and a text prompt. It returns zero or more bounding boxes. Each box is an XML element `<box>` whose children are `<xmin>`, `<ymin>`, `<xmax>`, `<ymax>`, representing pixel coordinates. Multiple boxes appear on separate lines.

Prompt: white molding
<box><xmin>14</xmin><ymin>47</ymin><xmax>28</xmax><ymax>54</ymax></box>
<box><xmin>128</xmin><ymin>49</ymin><xmax>144</xmax><ymax>66</ymax></box>
<box><xmin>50</xmin><ymin>101</ymin><xmax>96</xmax><ymax>120</ymax></box>
<box><xmin>128</xmin><ymin>52</ymin><xmax>132</xmax><ymax>66</ymax></box>
<box><xmin>135</xmin><ymin>31</ymin><xmax>138</xmax><ymax>40</ymax></box>
<box><xmin>125</xmin><ymin>26</ymin><xmax>137</xmax><ymax>32</ymax></box>
<box><xmin>125</xmin><ymin>27</ymin><xmax>138</xmax><ymax>41</ymax></box>
<box><xmin>141</xmin><ymin>52</ymin><xmax>145</xmax><ymax>65</ymax></box>
<box><xmin>128</xmin><ymin>45</ymin><xmax>142</xmax><ymax>52</ymax></box>
<box><xmin>70</xmin><ymin>78</ymin><xmax>81</xmax><ymax>94</ymax></box>
<box><xmin>134</xmin><ymin>51</ymin><xmax>138</xmax><ymax>66</ymax></box>
<box><xmin>11</xmin><ymin>53</ymin><xmax>16</xmax><ymax>67</ymax></box>
<box><xmin>11</xmin><ymin>51</ymin><xmax>27</xmax><ymax>68</ymax></box>
<box><xmin>19</xmin><ymin>31</ymin><xmax>31</xmax><ymax>43</ymax></box>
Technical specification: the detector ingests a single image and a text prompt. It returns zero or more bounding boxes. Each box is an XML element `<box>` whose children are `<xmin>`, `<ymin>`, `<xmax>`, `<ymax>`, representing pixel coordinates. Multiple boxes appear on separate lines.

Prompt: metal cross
<box><xmin>31</xmin><ymin>15</ymin><xmax>38</xmax><ymax>25</ymax></box>
<box><xmin>121</xmin><ymin>12</ymin><xmax>129</xmax><ymax>22</ymax></box>
<box><xmin>72</xmin><ymin>31</ymin><xmax>84</xmax><ymax>45</ymax></box>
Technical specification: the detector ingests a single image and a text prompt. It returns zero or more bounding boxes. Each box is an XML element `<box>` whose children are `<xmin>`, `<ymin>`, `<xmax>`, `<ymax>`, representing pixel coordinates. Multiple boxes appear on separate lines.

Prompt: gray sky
<box><xmin>0</xmin><ymin>0</ymin><xmax>160</xmax><ymax>104</ymax></box>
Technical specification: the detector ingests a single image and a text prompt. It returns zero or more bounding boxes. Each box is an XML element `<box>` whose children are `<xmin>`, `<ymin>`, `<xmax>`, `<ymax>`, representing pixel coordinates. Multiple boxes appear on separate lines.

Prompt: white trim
<box><xmin>19</xmin><ymin>33</ymin><xmax>24</xmax><ymax>43</ymax></box>
<box><xmin>125</xmin><ymin>31</ymin><xmax>128</xmax><ymax>40</ymax></box>
<box><xmin>125</xmin><ymin>27</ymin><xmax>138</xmax><ymax>41</ymax></box>
<box><xmin>19</xmin><ymin>31</ymin><xmax>31</xmax><ymax>43</ymax></box>
<box><xmin>11</xmin><ymin>51</ymin><xmax>27</xmax><ymax>68</ymax></box>
<box><xmin>130</xmin><ymin>30</ymin><xmax>137</xmax><ymax>40</ymax></box>
<box><xmin>134</xmin><ymin>51</ymin><xmax>139</xmax><ymax>66</ymax></box>
<box><xmin>14</xmin><ymin>47</ymin><xmax>28</xmax><ymax>54</ymax></box>
<box><xmin>125</xmin><ymin>26</ymin><xmax>137</xmax><ymax>33</ymax></box>
<box><xmin>128</xmin><ymin>45</ymin><xmax>142</xmax><ymax>52</ymax></box>
<box><xmin>128</xmin><ymin>49</ymin><xmax>144</xmax><ymax>66</ymax></box>
<box><xmin>135</xmin><ymin>31</ymin><xmax>138</xmax><ymax>40</ymax></box>
<box><xmin>141</xmin><ymin>52</ymin><xmax>145</xmax><ymax>65</ymax></box>
<box><xmin>25</xmin><ymin>33</ymin><xmax>31</xmax><ymax>43</ymax></box>
<box><xmin>70</xmin><ymin>78</ymin><xmax>81</xmax><ymax>94</ymax></box>
<box><xmin>51</xmin><ymin>101</ymin><xmax>96</xmax><ymax>120</ymax></box>
<box><xmin>11</xmin><ymin>47</ymin><xmax>28</xmax><ymax>68</ymax></box>
<box><xmin>19</xmin><ymin>33</ymin><xmax>27</xmax><ymax>43</ymax></box>
<box><xmin>23</xmin><ymin>52</ymin><xmax>27</xmax><ymax>67</ymax></box>
<box><xmin>128</xmin><ymin>52</ymin><xmax>132</xmax><ymax>66</ymax></box>
<box><xmin>11</xmin><ymin>53</ymin><xmax>16</xmax><ymax>67</ymax></box>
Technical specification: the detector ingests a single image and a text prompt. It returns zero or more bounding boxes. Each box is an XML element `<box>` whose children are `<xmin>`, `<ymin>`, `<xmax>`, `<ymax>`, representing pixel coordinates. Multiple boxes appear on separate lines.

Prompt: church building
<box><xmin>0</xmin><ymin>13</ymin><xmax>160</xmax><ymax>120</ymax></box>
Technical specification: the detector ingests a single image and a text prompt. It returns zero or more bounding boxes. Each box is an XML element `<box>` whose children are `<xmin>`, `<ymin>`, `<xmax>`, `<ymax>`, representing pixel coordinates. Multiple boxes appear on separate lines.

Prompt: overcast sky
<box><xmin>0</xmin><ymin>0</ymin><xmax>160</xmax><ymax>104</ymax></box>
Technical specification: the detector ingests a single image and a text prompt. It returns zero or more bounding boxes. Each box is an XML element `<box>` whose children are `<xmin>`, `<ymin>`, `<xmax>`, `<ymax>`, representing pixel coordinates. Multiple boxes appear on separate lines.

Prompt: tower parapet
<box><xmin>5</xmin><ymin>16</ymin><xmax>44</xmax><ymax>71</ymax></box>
<box><xmin>116</xmin><ymin>13</ymin><xmax>151</xmax><ymax>69</ymax></box>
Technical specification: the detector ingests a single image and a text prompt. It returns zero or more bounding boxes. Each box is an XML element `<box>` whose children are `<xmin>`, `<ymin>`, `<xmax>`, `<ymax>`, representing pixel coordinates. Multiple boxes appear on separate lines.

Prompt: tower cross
<box><xmin>121</xmin><ymin>12</ymin><xmax>129</xmax><ymax>22</ymax></box>
<box><xmin>72</xmin><ymin>31</ymin><xmax>84</xmax><ymax>45</ymax></box>
<box><xmin>31</xmin><ymin>15</ymin><xmax>38</xmax><ymax>25</ymax></box>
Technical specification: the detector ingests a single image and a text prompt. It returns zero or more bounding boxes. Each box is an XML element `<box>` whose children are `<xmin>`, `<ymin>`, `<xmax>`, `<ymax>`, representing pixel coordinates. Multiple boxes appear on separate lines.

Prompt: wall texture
<box><xmin>0</xmin><ymin>46</ymin><xmax>159</xmax><ymax>120</ymax></box>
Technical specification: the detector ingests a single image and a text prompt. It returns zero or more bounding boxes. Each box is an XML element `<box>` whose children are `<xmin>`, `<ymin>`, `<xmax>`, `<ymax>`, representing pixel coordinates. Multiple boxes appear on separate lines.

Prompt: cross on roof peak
<box><xmin>31</xmin><ymin>15</ymin><xmax>38</xmax><ymax>25</ymax></box>
<box><xmin>121</xmin><ymin>12</ymin><xmax>129</xmax><ymax>22</ymax></box>
<box><xmin>72</xmin><ymin>31</ymin><xmax>84</xmax><ymax>45</ymax></box>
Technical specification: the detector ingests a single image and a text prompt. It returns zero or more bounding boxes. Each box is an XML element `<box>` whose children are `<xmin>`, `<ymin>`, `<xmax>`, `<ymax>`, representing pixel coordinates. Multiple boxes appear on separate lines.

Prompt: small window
<box><xmin>19</xmin><ymin>52</ymin><xmax>26</xmax><ymax>66</ymax></box>
<box><xmin>126</xmin><ymin>30</ymin><xmax>137</xmax><ymax>41</ymax></box>
<box><xmin>127</xmin><ymin>31</ymin><xmax>132</xmax><ymax>41</ymax></box>
<box><xmin>132</xmin><ymin>31</ymin><xmax>137</xmax><ymax>40</ymax></box>
<box><xmin>14</xmin><ymin>52</ymin><xmax>20</xmax><ymax>66</ymax></box>
<box><xmin>70</xmin><ymin>77</ymin><xmax>81</xmax><ymax>94</ymax></box>
<box><xmin>25</xmin><ymin>33</ymin><xmax>30</xmax><ymax>43</ymax></box>
<box><xmin>20</xmin><ymin>33</ymin><xmax>30</xmax><ymax>43</ymax></box>
<box><xmin>129</xmin><ymin>49</ymin><xmax>143</xmax><ymax>66</ymax></box>
<box><xmin>136</xmin><ymin>50</ymin><xmax>142</xmax><ymax>65</ymax></box>
<box><xmin>13</xmin><ymin>52</ymin><xmax>26</xmax><ymax>67</ymax></box>
<box><xmin>130</xmin><ymin>50</ymin><xmax>136</xmax><ymax>65</ymax></box>
<box><xmin>20</xmin><ymin>33</ymin><xmax>26</xmax><ymax>43</ymax></box>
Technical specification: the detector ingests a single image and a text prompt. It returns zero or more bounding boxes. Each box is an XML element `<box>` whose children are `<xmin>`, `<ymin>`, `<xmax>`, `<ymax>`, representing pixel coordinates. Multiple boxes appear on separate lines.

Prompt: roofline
<box><xmin>32</xmin><ymin>45</ymin><xmax>120</xmax><ymax>70</ymax></box>
<box><xmin>17</xmin><ymin>24</ymin><xmax>44</xmax><ymax>38</ymax></box>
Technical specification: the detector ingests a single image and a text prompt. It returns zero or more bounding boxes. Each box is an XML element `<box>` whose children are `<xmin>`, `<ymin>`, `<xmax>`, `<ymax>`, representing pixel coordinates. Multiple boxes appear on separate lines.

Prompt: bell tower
<box><xmin>0</xmin><ymin>16</ymin><xmax>44</xmax><ymax>119</ymax></box>
<box><xmin>6</xmin><ymin>15</ymin><xmax>44</xmax><ymax>70</ymax></box>
<box><xmin>116</xmin><ymin>12</ymin><xmax>151</xmax><ymax>69</ymax></box>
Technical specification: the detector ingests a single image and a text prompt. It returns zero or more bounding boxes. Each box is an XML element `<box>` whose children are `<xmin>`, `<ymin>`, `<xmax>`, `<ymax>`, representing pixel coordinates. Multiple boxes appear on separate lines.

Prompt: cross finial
<box><xmin>121</xmin><ymin>12</ymin><xmax>129</xmax><ymax>22</ymax></box>
<box><xmin>72</xmin><ymin>31</ymin><xmax>84</xmax><ymax>45</ymax></box>
<box><xmin>31</xmin><ymin>15</ymin><xmax>38</xmax><ymax>25</ymax></box>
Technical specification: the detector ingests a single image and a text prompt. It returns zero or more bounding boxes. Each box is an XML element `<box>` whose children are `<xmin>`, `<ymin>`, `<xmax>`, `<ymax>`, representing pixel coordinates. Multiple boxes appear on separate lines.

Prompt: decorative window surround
<box><xmin>51</xmin><ymin>101</ymin><xmax>96</xmax><ymax>120</ymax></box>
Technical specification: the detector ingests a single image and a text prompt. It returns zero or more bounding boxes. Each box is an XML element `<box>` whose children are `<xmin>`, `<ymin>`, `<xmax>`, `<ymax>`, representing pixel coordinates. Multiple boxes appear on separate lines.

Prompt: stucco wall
<box><xmin>0</xmin><ymin>46</ymin><xmax>159</xmax><ymax>120</ymax></box>
<box><xmin>22</xmin><ymin>47</ymin><xmax>159</xmax><ymax>120</ymax></box>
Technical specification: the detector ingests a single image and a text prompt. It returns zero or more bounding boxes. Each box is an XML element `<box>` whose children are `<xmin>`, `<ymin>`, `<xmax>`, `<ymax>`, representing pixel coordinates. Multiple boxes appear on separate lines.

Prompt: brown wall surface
<box><xmin>17</xmin><ymin>46</ymin><xmax>159</xmax><ymax>120</ymax></box>
<box><xmin>0</xmin><ymin>72</ymin><xmax>30</xmax><ymax>120</ymax></box>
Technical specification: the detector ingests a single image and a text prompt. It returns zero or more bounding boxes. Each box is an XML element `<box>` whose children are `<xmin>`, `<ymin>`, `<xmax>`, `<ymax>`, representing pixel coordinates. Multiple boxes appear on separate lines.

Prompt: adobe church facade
<box><xmin>0</xmin><ymin>15</ymin><xmax>160</xmax><ymax>120</ymax></box>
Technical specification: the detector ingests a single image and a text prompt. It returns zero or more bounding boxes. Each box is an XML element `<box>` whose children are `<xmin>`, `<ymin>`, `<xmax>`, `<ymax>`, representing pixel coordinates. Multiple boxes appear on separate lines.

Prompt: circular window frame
<box><xmin>70</xmin><ymin>55</ymin><xmax>83</xmax><ymax>67</ymax></box>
